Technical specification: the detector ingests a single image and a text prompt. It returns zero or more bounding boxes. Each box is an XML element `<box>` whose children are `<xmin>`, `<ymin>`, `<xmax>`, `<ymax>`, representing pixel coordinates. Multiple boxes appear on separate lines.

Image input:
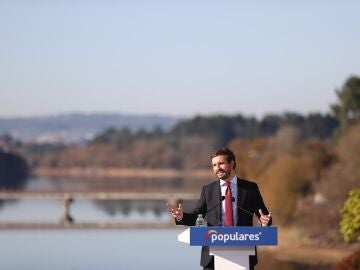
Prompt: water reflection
<box><xmin>0</xmin><ymin>176</ymin><xmax>199</xmax><ymax>222</ymax></box>
<box><xmin>94</xmin><ymin>199</ymin><xmax>169</xmax><ymax>217</ymax></box>
<box><xmin>0</xmin><ymin>198</ymin><xmax>171</xmax><ymax>223</ymax></box>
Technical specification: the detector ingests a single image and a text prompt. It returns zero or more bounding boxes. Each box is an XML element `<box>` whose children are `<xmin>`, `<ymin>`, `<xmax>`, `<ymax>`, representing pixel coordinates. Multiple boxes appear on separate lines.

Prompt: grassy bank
<box><xmin>262</xmin><ymin>226</ymin><xmax>360</xmax><ymax>265</ymax></box>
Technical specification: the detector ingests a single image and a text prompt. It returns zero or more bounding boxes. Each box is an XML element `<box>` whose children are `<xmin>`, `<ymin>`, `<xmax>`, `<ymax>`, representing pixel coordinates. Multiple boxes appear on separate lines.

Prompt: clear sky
<box><xmin>0</xmin><ymin>1</ymin><xmax>359</xmax><ymax>118</ymax></box>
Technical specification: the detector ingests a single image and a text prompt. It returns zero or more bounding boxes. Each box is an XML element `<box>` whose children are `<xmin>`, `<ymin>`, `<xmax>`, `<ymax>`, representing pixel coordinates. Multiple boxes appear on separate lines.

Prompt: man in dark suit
<box><xmin>168</xmin><ymin>147</ymin><xmax>272</xmax><ymax>270</ymax></box>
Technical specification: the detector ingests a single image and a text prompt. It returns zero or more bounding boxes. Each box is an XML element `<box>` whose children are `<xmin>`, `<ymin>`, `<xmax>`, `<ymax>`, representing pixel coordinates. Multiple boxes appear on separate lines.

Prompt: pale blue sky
<box><xmin>0</xmin><ymin>1</ymin><xmax>359</xmax><ymax>118</ymax></box>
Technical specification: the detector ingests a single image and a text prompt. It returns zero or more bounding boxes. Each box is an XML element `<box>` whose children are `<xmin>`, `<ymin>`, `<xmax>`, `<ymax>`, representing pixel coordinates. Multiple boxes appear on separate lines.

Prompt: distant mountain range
<box><xmin>0</xmin><ymin>113</ymin><xmax>182</xmax><ymax>143</ymax></box>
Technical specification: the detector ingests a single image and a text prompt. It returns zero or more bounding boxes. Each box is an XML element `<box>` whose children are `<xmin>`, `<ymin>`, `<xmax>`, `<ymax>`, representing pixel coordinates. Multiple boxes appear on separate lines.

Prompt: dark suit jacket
<box><xmin>176</xmin><ymin>178</ymin><xmax>272</xmax><ymax>267</ymax></box>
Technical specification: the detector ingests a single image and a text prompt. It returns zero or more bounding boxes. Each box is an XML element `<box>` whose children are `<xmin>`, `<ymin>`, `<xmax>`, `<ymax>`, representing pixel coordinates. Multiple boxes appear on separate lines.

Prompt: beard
<box><xmin>215</xmin><ymin>168</ymin><xmax>231</xmax><ymax>180</ymax></box>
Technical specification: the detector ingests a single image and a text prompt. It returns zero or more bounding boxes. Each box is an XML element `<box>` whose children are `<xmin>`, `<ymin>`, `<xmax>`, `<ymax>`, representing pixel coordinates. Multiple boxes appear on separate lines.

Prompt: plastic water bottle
<box><xmin>195</xmin><ymin>214</ymin><xmax>205</xmax><ymax>227</ymax></box>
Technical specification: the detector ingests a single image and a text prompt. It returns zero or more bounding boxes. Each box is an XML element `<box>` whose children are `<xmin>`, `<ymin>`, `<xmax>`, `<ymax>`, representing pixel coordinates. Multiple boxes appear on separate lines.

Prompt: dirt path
<box><xmin>263</xmin><ymin>245</ymin><xmax>357</xmax><ymax>264</ymax></box>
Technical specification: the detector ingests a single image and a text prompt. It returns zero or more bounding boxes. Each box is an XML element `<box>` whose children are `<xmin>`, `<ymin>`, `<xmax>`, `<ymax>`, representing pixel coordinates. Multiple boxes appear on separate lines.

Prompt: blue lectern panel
<box><xmin>190</xmin><ymin>226</ymin><xmax>278</xmax><ymax>246</ymax></box>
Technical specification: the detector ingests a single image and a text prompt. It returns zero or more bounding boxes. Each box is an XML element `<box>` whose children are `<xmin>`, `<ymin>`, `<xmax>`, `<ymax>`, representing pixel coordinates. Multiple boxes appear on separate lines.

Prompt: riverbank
<box><xmin>33</xmin><ymin>167</ymin><xmax>213</xmax><ymax>179</ymax></box>
<box><xmin>262</xmin><ymin>226</ymin><xmax>360</xmax><ymax>265</ymax></box>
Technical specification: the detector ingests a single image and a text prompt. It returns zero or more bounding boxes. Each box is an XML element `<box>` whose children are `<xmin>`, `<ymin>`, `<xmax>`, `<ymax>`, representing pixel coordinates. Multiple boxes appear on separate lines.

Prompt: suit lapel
<box><xmin>236</xmin><ymin>178</ymin><xmax>247</xmax><ymax>222</ymax></box>
<box><xmin>210</xmin><ymin>181</ymin><xmax>222</xmax><ymax>224</ymax></box>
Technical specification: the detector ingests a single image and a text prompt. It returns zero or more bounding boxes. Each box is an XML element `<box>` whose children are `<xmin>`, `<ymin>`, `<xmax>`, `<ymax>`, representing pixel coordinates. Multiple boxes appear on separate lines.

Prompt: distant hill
<box><xmin>0</xmin><ymin>113</ymin><xmax>182</xmax><ymax>143</ymax></box>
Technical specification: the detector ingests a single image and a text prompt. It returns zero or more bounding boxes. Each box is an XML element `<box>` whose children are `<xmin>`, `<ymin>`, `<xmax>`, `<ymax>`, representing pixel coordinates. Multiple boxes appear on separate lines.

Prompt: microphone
<box><xmin>230</xmin><ymin>197</ymin><xmax>271</xmax><ymax>225</ymax></box>
<box><xmin>204</xmin><ymin>196</ymin><xmax>254</xmax><ymax>218</ymax></box>
<box><xmin>228</xmin><ymin>196</ymin><xmax>254</xmax><ymax>217</ymax></box>
<box><xmin>205</xmin><ymin>196</ymin><xmax>225</xmax><ymax>215</ymax></box>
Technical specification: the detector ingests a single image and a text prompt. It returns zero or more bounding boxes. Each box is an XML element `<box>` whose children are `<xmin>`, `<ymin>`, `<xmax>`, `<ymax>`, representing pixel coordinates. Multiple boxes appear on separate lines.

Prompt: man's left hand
<box><xmin>258</xmin><ymin>209</ymin><xmax>271</xmax><ymax>226</ymax></box>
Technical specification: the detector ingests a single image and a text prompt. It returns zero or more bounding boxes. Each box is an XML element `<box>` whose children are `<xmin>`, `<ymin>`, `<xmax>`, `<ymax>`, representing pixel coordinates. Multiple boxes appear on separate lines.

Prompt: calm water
<box><xmin>0</xmin><ymin>229</ymin><xmax>201</xmax><ymax>270</ymax></box>
<box><xmin>0</xmin><ymin>177</ymin><xmax>332</xmax><ymax>269</ymax></box>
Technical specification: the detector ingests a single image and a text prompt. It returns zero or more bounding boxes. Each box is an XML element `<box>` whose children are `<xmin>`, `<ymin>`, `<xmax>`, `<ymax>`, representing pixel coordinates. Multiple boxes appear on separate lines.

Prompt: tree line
<box><xmin>23</xmin><ymin>112</ymin><xmax>337</xmax><ymax>170</ymax></box>
<box><xmin>20</xmin><ymin>75</ymin><xmax>360</xmax><ymax>171</ymax></box>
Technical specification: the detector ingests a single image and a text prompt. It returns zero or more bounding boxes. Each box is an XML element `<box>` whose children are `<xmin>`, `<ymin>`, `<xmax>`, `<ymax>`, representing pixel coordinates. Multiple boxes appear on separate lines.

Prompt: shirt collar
<box><xmin>220</xmin><ymin>175</ymin><xmax>237</xmax><ymax>186</ymax></box>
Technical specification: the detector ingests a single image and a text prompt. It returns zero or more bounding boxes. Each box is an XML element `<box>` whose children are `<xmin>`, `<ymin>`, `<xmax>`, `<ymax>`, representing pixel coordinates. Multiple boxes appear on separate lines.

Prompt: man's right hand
<box><xmin>167</xmin><ymin>203</ymin><xmax>183</xmax><ymax>220</ymax></box>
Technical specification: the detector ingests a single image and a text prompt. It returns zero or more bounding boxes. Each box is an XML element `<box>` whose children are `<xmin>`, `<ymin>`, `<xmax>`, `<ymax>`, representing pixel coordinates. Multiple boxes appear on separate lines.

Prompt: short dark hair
<box><xmin>211</xmin><ymin>147</ymin><xmax>236</xmax><ymax>169</ymax></box>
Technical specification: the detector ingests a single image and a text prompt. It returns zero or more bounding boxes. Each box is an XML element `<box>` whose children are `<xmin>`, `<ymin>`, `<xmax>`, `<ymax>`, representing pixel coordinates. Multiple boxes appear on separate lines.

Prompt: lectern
<box><xmin>178</xmin><ymin>226</ymin><xmax>277</xmax><ymax>270</ymax></box>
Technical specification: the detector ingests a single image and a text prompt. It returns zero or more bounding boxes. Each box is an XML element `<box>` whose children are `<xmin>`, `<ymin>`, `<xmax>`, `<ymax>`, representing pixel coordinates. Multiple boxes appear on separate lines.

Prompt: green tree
<box><xmin>331</xmin><ymin>76</ymin><xmax>360</xmax><ymax>129</ymax></box>
<box><xmin>340</xmin><ymin>188</ymin><xmax>360</xmax><ymax>242</ymax></box>
<box><xmin>0</xmin><ymin>150</ymin><xmax>29</xmax><ymax>189</ymax></box>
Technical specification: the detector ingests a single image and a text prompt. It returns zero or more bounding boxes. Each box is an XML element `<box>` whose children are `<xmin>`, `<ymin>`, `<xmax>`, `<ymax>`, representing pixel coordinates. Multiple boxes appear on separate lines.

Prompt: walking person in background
<box><xmin>168</xmin><ymin>147</ymin><xmax>272</xmax><ymax>270</ymax></box>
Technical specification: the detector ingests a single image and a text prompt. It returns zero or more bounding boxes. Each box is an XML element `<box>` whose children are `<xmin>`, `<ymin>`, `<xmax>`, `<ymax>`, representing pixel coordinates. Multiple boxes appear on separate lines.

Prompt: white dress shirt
<box><xmin>220</xmin><ymin>176</ymin><xmax>237</xmax><ymax>226</ymax></box>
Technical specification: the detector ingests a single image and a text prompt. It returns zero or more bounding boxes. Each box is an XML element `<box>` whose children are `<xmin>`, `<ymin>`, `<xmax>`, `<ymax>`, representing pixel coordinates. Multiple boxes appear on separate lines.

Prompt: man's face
<box><xmin>211</xmin><ymin>155</ymin><xmax>234</xmax><ymax>181</ymax></box>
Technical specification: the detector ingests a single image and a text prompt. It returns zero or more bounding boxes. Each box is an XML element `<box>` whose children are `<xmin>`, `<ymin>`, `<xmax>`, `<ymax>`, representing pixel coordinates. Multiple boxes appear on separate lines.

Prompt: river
<box><xmin>0</xmin><ymin>176</ymin><xmax>333</xmax><ymax>269</ymax></box>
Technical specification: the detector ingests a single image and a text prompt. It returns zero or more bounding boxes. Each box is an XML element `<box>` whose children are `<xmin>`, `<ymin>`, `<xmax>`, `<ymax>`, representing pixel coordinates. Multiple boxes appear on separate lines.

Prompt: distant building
<box><xmin>29</xmin><ymin>133</ymin><xmax>66</xmax><ymax>144</ymax></box>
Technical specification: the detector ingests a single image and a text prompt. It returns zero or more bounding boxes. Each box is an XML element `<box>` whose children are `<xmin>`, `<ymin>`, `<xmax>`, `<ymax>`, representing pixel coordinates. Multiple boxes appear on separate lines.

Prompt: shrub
<box><xmin>333</xmin><ymin>249</ymin><xmax>360</xmax><ymax>270</ymax></box>
<box><xmin>340</xmin><ymin>189</ymin><xmax>360</xmax><ymax>242</ymax></box>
